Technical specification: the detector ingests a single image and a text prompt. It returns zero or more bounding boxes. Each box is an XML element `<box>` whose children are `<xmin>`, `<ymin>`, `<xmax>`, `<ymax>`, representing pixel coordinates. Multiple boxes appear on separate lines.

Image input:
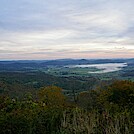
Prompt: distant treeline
<box><xmin>0</xmin><ymin>58</ymin><xmax>133</xmax><ymax>71</ymax></box>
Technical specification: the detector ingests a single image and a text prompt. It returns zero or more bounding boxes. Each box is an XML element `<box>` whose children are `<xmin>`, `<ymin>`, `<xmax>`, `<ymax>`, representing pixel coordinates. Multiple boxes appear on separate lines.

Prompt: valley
<box><xmin>0</xmin><ymin>58</ymin><xmax>133</xmax><ymax>98</ymax></box>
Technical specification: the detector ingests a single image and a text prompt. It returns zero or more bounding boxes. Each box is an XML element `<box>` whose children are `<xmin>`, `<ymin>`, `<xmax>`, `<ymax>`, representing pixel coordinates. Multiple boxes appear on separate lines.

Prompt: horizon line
<box><xmin>0</xmin><ymin>57</ymin><xmax>134</xmax><ymax>61</ymax></box>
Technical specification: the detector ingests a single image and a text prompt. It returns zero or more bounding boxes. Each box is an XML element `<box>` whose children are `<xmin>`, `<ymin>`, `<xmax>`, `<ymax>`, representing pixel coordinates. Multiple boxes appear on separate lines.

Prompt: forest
<box><xmin>0</xmin><ymin>80</ymin><xmax>134</xmax><ymax>134</ymax></box>
<box><xmin>0</xmin><ymin>59</ymin><xmax>134</xmax><ymax>134</ymax></box>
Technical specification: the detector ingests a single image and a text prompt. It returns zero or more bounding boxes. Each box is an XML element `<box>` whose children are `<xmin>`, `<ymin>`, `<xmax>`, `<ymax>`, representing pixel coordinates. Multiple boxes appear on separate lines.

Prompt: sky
<box><xmin>0</xmin><ymin>0</ymin><xmax>134</xmax><ymax>60</ymax></box>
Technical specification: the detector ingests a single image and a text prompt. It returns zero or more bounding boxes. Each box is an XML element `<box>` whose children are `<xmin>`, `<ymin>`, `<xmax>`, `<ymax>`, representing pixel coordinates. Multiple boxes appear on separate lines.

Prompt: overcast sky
<box><xmin>0</xmin><ymin>0</ymin><xmax>134</xmax><ymax>60</ymax></box>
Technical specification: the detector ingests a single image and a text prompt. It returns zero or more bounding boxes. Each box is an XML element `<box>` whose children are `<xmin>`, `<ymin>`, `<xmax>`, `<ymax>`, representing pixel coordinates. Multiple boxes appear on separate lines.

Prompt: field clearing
<box><xmin>43</xmin><ymin>62</ymin><xmax>134</xmax><ymax>81</ymax></box>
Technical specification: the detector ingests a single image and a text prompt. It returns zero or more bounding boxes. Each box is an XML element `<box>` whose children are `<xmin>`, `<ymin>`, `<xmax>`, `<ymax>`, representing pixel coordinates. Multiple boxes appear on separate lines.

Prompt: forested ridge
<box><xmin>0</xmin><ymin>80</ymin><xmax>134</xmax><ymax>134</ymax></box>
<box><xmin>0</xmin><ymin>71</ymin><xmax>99</xmax><ymax>98</ymax></box>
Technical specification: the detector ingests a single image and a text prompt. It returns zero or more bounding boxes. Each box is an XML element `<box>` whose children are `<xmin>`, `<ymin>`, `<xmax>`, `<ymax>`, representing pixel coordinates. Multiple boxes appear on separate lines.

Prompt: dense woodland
<box><xmin>0</xmin><ymin>71</ymin><xmax>99</xmax><ymax>99</ymax></box>
<box><xmin>0</xmin><ymin>80</ymin><xmax>134</xmax><ymax>134</ymax></box>
<box><xmin>0</xmin><ymin>59</ymin><xmax>134</xmax><ymax>134</ymax></box>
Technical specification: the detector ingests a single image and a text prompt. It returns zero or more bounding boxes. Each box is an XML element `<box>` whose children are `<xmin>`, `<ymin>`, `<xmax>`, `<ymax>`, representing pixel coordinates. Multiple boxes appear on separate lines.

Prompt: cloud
<box><xmin>0</xmin><ymin>0</ymin><xmax>134</xmax><ymax>59</ymax></box>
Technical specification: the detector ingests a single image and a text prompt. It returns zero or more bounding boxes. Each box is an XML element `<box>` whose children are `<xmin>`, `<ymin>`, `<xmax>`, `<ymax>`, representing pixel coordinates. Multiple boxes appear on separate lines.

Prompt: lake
<box><xmin>66</xmin><ymin>63</ymin><xmax>128</xmax><ymax>73</ymax></box>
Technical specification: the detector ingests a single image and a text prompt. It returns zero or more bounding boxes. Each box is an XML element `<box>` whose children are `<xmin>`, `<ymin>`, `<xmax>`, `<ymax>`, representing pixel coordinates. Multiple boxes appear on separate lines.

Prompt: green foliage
<box><xmin>0</xmin><ymin>81</ymin><xmax>134</xmax><ymax>134</ymax></box>
<box><xmin>77</xmin><ymin>90</ymin><xmax>98</xmax><ymax>110</ymax></box>
<box><xmin>33</xmin><ymin>107</ymin><xmax>63</xmax><ymax>134</ymax></box>
<box><xmin>97</xmin><ymin>80</ymin><xmax>134</xmax><ymax>112</ymax></box>
<box><xmin>0</xmin><ymin>72</ymin><xmax>98</xmax><ymax>98</ymax></box>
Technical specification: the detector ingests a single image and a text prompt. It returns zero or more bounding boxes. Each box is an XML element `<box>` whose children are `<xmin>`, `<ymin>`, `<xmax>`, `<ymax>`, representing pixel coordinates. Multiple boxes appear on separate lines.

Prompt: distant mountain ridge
<box><xmin>0</xmin><ymin>58</ymin><xmax>133</xmax><ymax>71</ymax></box>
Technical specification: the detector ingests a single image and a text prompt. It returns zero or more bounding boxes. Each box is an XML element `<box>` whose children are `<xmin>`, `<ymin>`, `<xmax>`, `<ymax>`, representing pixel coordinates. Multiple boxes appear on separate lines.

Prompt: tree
<box><xmin>77</xmin><ymin>90</ymin><xmax>98</xmax><ymax>110</ymax></box>
<box><xmin>98</xmin><ymin>80</ymin><xmax>134</xmax><ymax>110</ymax></box>
<box><xmin>38</xmin><ymin>86</ymin><xmax>66</xmax><ymax>107</ymax></box>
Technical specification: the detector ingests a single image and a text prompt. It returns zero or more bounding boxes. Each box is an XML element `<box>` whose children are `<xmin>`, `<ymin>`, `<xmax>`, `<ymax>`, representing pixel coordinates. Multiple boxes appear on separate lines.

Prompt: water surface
<box><xmin>67</xmin><ymin>63</ymin><xmax>127</xmax><ymax>73</ymax></box>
